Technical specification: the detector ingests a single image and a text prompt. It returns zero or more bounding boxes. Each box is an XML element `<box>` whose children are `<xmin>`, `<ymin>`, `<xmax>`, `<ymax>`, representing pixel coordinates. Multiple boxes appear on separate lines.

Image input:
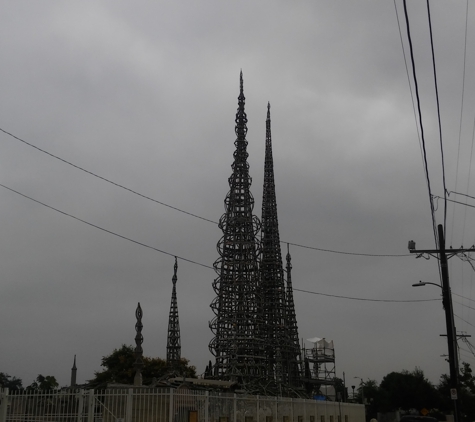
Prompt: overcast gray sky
<box><xmin>1</xmin><ymin>1</ymin><xmax>475</xmax><ymax>389</ymax></box>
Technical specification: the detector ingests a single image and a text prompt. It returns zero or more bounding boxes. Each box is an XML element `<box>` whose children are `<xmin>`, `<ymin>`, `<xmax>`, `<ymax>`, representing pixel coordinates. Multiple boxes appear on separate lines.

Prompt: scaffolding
<box><xmin>302</xmin><ymin>338</ymin><xmax>336</xmax><ymax>397</ymax></box>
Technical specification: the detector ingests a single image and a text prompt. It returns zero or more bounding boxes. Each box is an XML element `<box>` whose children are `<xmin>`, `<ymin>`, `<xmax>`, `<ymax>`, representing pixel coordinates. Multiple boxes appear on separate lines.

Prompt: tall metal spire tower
<box><xmin>260</xmin><ymin>103</ymin><xmax>288</xmax><ymax>390</ymax></box>
<box><xmin>209</xmin><ymin>72</ymin><xmax>266</xmax><ymax>389</ymax></box>
<box><xmin>167</xmin><ymin>257</ymin><xmax>181</xmax><ymax>370</ymax></box>
<box><xmin>285</xmin><ymin>244</ymin><xmax>303</xmax><ymax>389</ymax></box>
<box><xmin>260</xmin><ymin>105</ymin><xmax>303</xmax><ymax>395</ymax></box>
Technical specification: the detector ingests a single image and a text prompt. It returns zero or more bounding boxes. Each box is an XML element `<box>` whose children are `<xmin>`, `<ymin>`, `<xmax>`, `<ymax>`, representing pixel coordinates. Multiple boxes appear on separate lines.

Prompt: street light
<box><xmin>412</xmin><ymin>281</ymin><xmax>443</xmax><ymax>289</ymax></box>
<box><xmin>409</xmin><ymin>225</ymin><xmax>465</xmax><ymax>422</ymax></box>
<box><xmin>411</xmin><ymin>279</ymin><xmax>459</xmax><ymax>422</ymax></box>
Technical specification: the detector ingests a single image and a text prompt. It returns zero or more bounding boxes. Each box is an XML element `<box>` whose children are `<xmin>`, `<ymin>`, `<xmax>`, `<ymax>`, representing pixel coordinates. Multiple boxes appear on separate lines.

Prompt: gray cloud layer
<box><xmin>1</xmin><ymin>1</ymin><xmax>474</xmax><ymax>387</ymax></box>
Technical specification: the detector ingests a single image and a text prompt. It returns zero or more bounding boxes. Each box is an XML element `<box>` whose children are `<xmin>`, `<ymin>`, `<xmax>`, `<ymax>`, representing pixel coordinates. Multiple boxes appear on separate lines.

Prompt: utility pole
<box><xmin>409</xmin><ymin>224</ymin><xmax>475</xmax><ymax>422</ymax></box>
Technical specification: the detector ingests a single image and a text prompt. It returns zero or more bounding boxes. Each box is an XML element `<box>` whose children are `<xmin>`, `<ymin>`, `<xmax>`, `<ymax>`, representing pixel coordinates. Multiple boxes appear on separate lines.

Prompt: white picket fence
<box><xmin>0</xmin><ymin>388</ymin><xmax>365</xmax><ymax>422</ymax></box>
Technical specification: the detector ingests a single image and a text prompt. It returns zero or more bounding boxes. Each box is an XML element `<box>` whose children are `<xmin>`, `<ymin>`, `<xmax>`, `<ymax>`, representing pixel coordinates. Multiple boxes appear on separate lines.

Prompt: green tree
<box><xmin>438</xmin><ymin>362</ymin><xmax>475</xmax><ymax>421</ymax></box>
<box><xmin>0</xmin><ymin>372</ymin><xmax>23</xmax><ymax>391</ymax></box>
<box><xmin>27</xmin><ymin>374</ymin><xmax>59</xmax><ymax>391</ymax></box>
<box><xmin>355</xmin><ymin>379</ymin><xmax>380</xmax><ymax>420</ymax></box>
<box><xmin>378</xmin><ymin>368</ymin><xmax>438</xmax><ymax>413</ymax></box>
<box><xmin>88</xmin><ymin>344</ymin><xmax>197</xmax><ymax>388</ymax></box>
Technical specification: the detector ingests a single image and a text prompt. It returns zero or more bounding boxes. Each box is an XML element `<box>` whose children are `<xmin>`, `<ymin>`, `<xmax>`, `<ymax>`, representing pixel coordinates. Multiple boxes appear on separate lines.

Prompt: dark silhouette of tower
<box><xmin>167</xmin><ymin>257</ymin><xmax>181</xmax><ymax>371</ymax></box>
<box><xmin>209</xmin><ymin>72</ymin><xmax>266</xmax><ymax>389</ymax></box>
<box><xmin>259</xmin><ymin>103</ymin><xmax>289</xmax><ymax>392</ymax></box>
<box><xmin>134</xmin><ymin>302</ymin><xmax>144</xmax><ymax>386</ymax></box>
<box><xmin>260</xmin><ymin>104</ymin><xmax>303</xmax><ymax>395</ymax></box>
<box><xmin>70</xmin><ymin>355</ymin><xmax>77</xmax><ymax>388</ymax></box>
<box><xmin>285</xmin><ymin>244</ymin><xmax>303</xmax><ymax>390</ymax></box>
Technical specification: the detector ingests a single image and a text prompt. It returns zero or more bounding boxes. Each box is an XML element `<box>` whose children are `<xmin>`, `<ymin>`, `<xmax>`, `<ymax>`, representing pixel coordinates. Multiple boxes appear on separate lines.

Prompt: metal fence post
<box><xmin>256</xmin><ymin>395</ymin><xmax>259</xmax><ymax>422</ymax></box>
<box><xmin>169</xmin><ymin>389</ymin><xmax>174</xmax><ymax>422</ymax></box>
<box><xmin>205</xmin><ymin>391</ymin><xmax>209</xmax><ymax>422</ymax></box>
<box><xmin>78</xmin><ymin>389</ymin><xmax>84</xmax><ymax>422</ymax></box>
<box><xmin>234</xmin><ymin>394</ymin><xmax>237</xmax><ymax>422</ymax></box>
<box><xmin>0</xmin><ymin>388</ymin><xmax>9</xmax><ymax>422</ymax></box>
<box><xmin>126</xmin><ymin>388</ymin><xmax>133</xmax><ymax>422</ymax></box>
<box><xmin>87</xmin><ymin>389</ymin><xmax>95</xmax><ymax>422</ymax></box>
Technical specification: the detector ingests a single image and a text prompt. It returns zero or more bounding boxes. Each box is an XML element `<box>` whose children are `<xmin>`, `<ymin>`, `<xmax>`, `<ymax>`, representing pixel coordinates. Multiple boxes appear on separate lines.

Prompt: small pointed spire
<box><xmin>172</xmin><ymin>256</ymin><xmax>177</xmax><ymax>285</ymax></box>
<box><xmin>134</xmin><ymin>302</ymin><xmax>144</xmax><ymax>386</ymax></box>
<box><xmin>167</xmin><ymin>257</ymin><xmax>181</xmax><ymax>371</ymax></box>
<box><xmin>70</xmin><ymin>355</ymin><xmax>77</xmax><ymax>387</ymax></box>
<box><xmin>235</xmin><ymin>71</ymin><xmax>248</xmax><ymax>140</ymax></box>
<box><xmin>285</xmin><ymin>244</ymin><xmax>301</xmax><ymax>388</ymax></box>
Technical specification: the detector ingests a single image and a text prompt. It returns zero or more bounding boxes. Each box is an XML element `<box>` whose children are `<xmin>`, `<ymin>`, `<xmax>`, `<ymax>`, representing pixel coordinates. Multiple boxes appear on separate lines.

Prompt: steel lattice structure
<box><xmin>284</xmin><ymin>245</ymin><xmax>304</xmax><ymax>390</ymax></box>
<box><xmin>260</xmin><ymin>105</ymin><xmax>303</xmax><ymax>396</ymax></box>
<box><xmin>166</xmin><ymin>257</ymin><xmax>181</xmax><ymax>371</ymax></box>
<box><xmin>209</xmin><ymin>72</ymin><xmax>266</xmax><ymax>389</ymax></box>
<box><xmin>260</xmin><ymin>103</ymin><xmax>293</xmax><ymax>393</ymax></box>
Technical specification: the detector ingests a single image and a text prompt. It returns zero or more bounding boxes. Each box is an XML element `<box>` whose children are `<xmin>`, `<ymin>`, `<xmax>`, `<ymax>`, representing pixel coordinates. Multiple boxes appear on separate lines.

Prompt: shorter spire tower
<box><xmin>285</xmin><ymin>245</ymin><xmax>302</xmax><ymax>389</ymax></box>
<box><xmin>70</xmin><ymin>355</ymin><xmax>77</xmax><ymax>388</ymax></box>
<box><xmin>166</xmin><ymin>257</ymin><xmax>181</xmax><ymax>370</ymax></box>
<box><xmin>134</xmin><ymin>302</ymin><xmax>144</xmax><ymax>386</ymax></box>
<box><xmin>260</xmin><ymin>102</ymin><xmax>288</xmax><ymax>391</ymax></box>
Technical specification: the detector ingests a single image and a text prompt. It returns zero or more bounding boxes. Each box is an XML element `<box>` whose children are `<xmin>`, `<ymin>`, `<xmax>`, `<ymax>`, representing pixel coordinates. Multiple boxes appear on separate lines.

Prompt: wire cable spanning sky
<box><xmin>0</xmin><ymin>180</ymin><xmax>443</xmax><ymax>303</ymax></box>
<box><xmin>0</xmin><ymin>126</ymin><xmax>410</xmax><ymax>257</ymax></box>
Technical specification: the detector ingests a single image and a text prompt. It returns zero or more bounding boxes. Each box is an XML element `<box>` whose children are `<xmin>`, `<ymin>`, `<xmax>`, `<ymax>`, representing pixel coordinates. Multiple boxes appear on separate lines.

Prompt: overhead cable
<box><xmin>393</xmin><ymin>0</ymin><xmax>422</xmax><ymax>149</ymax></box>
<box><xmin>0</xmin><ymin>126</ymin><xmax>409</xmax><ymax>258</ymax></box>
<box><xmin>293</xmin><ymin>288</ymin><xmax>439</xmax><ymax>303</ymax></box>
<box><xmin>451</xmin><ymin>0</ymin><xmax>470</xmax><ymax>247</ymax></box>
<box><xmin>433</xmin><ymin>195</ymin><xmax>475</xmax><ymax>210</ymax></box>
<box><xmin>0</xmin><ymin>182</ymin><xmax>437</xmax><ymax>304</ymax></box>
<box><xmin>426</xmin><ymin>0</ymin><xmax>448</xmax><ymax>232</ymax></box>
<box><xmin>283</xmin><ymin>241</ymin><xmax>410</xmax><ymax>257</ymax></box>
<box><xmin>0</xmin><ymin>183</ymin><xmax>213</xmax><ymax>270</ymax></box>
<box><xmin>403</xmin><ymin>0</ymin><xmax>441</xmax><ymax>284</ymax></box>
<box><xmin>0</xmin><ymin>127</ymin><xmax>217</xmax><ymax>225</ymax></box>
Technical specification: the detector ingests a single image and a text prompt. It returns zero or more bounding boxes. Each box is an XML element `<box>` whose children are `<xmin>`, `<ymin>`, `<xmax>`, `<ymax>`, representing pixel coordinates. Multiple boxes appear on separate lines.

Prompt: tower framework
<box><xmin>285</xmin><ymin>246</ymin><xmax>303</xmax><ymax>390</ymax></box>
<box><xmin>167</xmin><ymin>257</ymin><xmax>181</xmax><ymax>371</ymax></box>
<box><xmin>209</xmin><ymin>72</ymin><xmax>266</xmax><ymax>389</ymax></box>
<box><xmin>260</xmin><ymin>104</ymin><xmax>302</xmax><ymax>395</ymax></box>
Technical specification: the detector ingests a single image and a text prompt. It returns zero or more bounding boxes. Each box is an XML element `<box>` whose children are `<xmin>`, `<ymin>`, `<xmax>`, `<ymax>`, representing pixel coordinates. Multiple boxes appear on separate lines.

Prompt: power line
<box><xmin>454</xmin><ymin>299</ymin><xmax>475</xmax><ymax>313</ymax></box>
<box><xmin>449</xmin><ymin>191</ymin><xmax>475</xmax><ymax>203</ymax></box>
<box><xmin>403</xmin><ymin>1</ymin><xmax>442</xmax><ymax>289</ymax></box>
<box><xmin>393</xmin><ymin>0</ymin><xmax>422</xmax><ymax>149</ymax></box>
<box><xmin>284</xmin><ymin>241</ymin><xmax>410</xmax><ymax>257</ymax></box>
<box><xmin>0</xmin><ymin>182</ymin><xmax>438</xmax><ymax>305</ymax></box>
<box><xmin>0</xmin><ymin>127</ymin><xmax>217</xmax><ymax>225</ymax></box>
<box><xmin>451</xmin><ymin>0</ymin><xmax>469</xmax><ymax>247</ymax></box>
<box><xmin>0</xmin><ymin>126</ymin><xmax>411</xmax><ymax>258</ymax></box>
<box><xmin>293</xmin><ymin>288</ymin><xmax>439</xmax><ymax>303</ymax></box>
<box><xmin>403</xmin><ymin>1</ymin><xmax>439</xmax><ymax>252</ymax></box>
<box><xmin>455</xmin><ymin>314</ymin><xmax>475</xmax><ymax>329</ymax></box>
<box><xmin>426</xmin><ymin>0</ymin><xmax>448</xmax><ymax>232</ymax></box>
<box><xmin>433</xmin><ymin>195</ymin><xmax>475</xmax><ymax>210</ymax></box>
<box><xmin>0</xmin><ymin>183</ymin><xmax>214</xmax><ymax>270</ymax></box>
<box><xmin>453</xmin><ymin>292</ymin><xmax>475</xmax><ymax>304</ymax></box>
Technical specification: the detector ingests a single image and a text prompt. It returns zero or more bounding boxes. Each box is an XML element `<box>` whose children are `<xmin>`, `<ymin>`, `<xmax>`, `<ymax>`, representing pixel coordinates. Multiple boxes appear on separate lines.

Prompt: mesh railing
<box><xmin>0</xmin><ymin>388</ymin><xmax>364</xmax><ymax>422</ymax></box>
